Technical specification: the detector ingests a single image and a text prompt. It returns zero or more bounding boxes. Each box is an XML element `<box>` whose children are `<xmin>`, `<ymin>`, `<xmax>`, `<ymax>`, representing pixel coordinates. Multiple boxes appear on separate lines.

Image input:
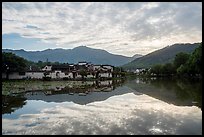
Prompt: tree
<box><xmin>79</xmin><ymin>70</ymin><xmax>87</xmax><ymax>79</ymax></box>
<box><xmin>176</xmin><ymin>43</ymin><xmax>202</xmax><ymax>76</ymax></box>
<box><xmin>2</xmin><ymin>52</ymin><xmax>28</xmax><ymax>79</ymax></box>
<box><xmin>162</xmin><ymin>63</ymin><xmax>176</xmax><ymax>75</ymax></box>
<box><xmin>150</xmin><ymin>43</ymin><xmax>202</xmax><ymax>77</ymax></box>
<box><xmin>177</xmin><ymin>64</ymin><xmax>187</xmax><ymax>75</ymax></box>
<box><xmin>96</xmin><ymin>71</ymin><xmax>100</xmax><ymax>79</ymax></box>
<box><xmin>91</xmin><ymin>71</ymin><xmax>96</xmax><ymax>78</ymax></box>
<box><xmin>186</xmin><ymin>43</ymin><xmax>202</xmax><ymax>75</ymax></box>
<box><xmin>113</xmin><ymin>67</ymin><xmax>123</xmax><ymax>77</ymax></box>
<box><xmin>173</xmin><ymin>52</ymin><xmax>190</xmax><ymax>69</ymax></box>
<box><xmin>150</xmin><ymin>64</ymin><xmax>163</xmax><ymax>76</ymax></box>
<box><xmin>2</xmin><ymin>95</ymin><xmax>27</xmax><ymax>114</ymax></box>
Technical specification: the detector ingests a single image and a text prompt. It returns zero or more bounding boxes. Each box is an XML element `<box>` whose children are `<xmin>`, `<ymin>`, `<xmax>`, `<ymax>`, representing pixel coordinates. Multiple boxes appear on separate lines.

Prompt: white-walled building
<box><xmin>2</xmin><ymin>62</ymin><xmax>114</xmax><ymax>80</ymax></box>
<box><xmin>26</xmin><ymin>71</ymin><xmax>44</xmax><ymax>79</ymax></box>
<box><xmin>41</xmin><ymin>65</ymin><xmax>52</xmax><ymax>71</ymax></box>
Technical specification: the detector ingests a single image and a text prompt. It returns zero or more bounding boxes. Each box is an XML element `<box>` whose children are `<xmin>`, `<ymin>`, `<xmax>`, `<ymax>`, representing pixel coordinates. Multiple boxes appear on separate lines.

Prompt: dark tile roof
<box><xmin>52</xmin><ymin>64</ymin><xmax>71</xmax><ymax>69</ymax></box>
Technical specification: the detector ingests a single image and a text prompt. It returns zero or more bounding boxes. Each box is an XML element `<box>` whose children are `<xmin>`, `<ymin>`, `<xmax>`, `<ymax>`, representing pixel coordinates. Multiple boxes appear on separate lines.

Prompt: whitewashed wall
<box><xmin>2</xmin><ymin>73</ymin><xmax>6</xmax><ymax>79</ymax></box>
<box><xmin>2</xmin><ymin>70</ymin><xmax>112</xmax><ymax>79</ymax></box>
<box><xmin>99</xmin><ymin>73</ymin><xmax>112</xmax><ymax>78</ymax></box>
<box><xmin>86</xmin><ymin>74</ymin><xmax>94</xmax><ymax>78</ymax></box>
<box><xmin>103</xmin><ymin>66</ymin><xmax>113</xmax><ymax>71</ymax></box>
<box><xmin>50</xmin><ymin>71</ymin><xmax>73</xmax><ymax>79</ymax></box>
<box><xmin>8</xmin><ymin>72</ymin><xmax>26</xmax><ymax>79</ymax></box>
<box><xmin>26</xmin><ymin>72</ymin><xmax>44</xmax><ymax>79</ymax></box>
<box><xmin>76</xmin><ymin>73</ymin><xmax>82</xmax><ymax>78</ymax></box>
<box><xmin>66</xmin><ymin>72</ymin><xmax>73</xmax><ymax>79</ymax></box>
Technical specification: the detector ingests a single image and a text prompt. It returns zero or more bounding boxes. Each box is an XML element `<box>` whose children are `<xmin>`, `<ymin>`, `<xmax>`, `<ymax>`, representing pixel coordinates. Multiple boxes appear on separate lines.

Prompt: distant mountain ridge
<box><xmin>122</xmin><ymin>43</ymin><xmax>201</xmax><ymax>70</ymax></box>
<box><xmin>2</xmin><ymin>46</ymin><xmax>141</xmax><ymax>66</ymax></box>
<box><xmin>131</xmin><ymin>54</ymin><xmax>143</xmax><ymax>60</ymax></box>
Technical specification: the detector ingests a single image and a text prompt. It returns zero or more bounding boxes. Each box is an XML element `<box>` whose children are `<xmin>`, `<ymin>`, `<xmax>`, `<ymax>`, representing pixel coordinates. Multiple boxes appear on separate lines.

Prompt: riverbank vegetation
<box><xmin>141</xmin><ymin>43</ymin><xmax>202</xmax><ymax>78</ymax></box>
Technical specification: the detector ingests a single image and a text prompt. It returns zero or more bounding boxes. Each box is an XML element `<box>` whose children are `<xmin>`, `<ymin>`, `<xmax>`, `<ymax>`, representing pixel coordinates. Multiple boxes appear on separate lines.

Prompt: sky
<box><xmin>2</xmin><ymin>2</ymin><xmax>202</xmax><ymax>57</ymax></box>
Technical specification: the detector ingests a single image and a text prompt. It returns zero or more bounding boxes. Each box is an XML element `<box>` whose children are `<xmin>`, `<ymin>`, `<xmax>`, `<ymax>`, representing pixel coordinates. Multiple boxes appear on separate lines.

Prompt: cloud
<box><xmin>25</xmin><ymin>25</ymin><xmax>42</xmax><ymax>30</ymax></box>
<box><xmin>2</xmin><ymin>2</ymin><xmax>202</xmax><ymax>56</ymax></box>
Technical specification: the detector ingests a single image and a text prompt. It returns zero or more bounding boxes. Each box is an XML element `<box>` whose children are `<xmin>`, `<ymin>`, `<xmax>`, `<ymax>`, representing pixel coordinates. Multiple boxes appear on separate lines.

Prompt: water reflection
<box><xmin>125</xmin><ymin>77</ymin><xmax>202</xmax><ymax>109</ymax></box>
<box><xmin>2</xmin><ymin>78</ymin><xmax>202</xmax><ymax>135</ymax></box>
<box><xmin>2</xmin><ymin>78</ymin><xmax>202</xmax><ymax>114</ymax></box>
<box><xmin>2</xmin><ymin>93</ymin><xmax>202</xmax><ymax>135</ymax></box>
<box><xmin>2</xmin><ymin>80</ymin><xmax>125</xmax><ymax>113</ymax></box>
<box><xmin>2</xmin><ymin>95</ymin><xmax>26</xmax><ymax>115</ymax></box>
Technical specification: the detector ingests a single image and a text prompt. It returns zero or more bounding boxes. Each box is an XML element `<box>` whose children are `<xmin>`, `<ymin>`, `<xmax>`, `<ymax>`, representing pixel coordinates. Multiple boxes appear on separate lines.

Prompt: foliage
<box><xmin>113</xmin><ymin>67</ymin><xmax>125</xmax><ymax>77</ymax></box>
<box><xmin>2</xmin><ymin>95</ymin><xmax>27</xmax><ymax>114</ymax></box>
<box><xmin>150</xmin><ymin>64</ymin><xmax>163</xmax><ymax>76</ymax></box>
<box><xmin>122</xmin><ymin>43</ymin><xmax>200</xmax><ymax>70</ymax></box>
<box><xmin>79</xmin><ymin>70</ymin><xmax>87</xmax><ymax>79</ymax></box>
<box><xmin>176</xmin><ymin>43</ymin><xmax>202</xmax><ymax>76</ymax></box>
<box><xmin>162</xmin><ymin>63</ymin><xmax>176</xmax><ymax>75</ymax></box>
<box><xmin>186</xmin><ymin>43</ymin><xmax>202</xmax><ymax>75</ymax></box>
<box><xmin>173</xmin><ymin>52</ymin><xmax>190</xmax><ymax>69</ymax></box>
<box><xmin>150</xmin><ymin>43</ymin><xmax>202</xmax><ymax>77</ymax></box>
<box><xmin>2</xmin><ymin>52</ymin><xmax>28</xmax><ymax>72</ymax></box>
<box><xmin>2</xmin><ymin>52</ymin><xmax>67</xmax><ymax>74</ymax></box>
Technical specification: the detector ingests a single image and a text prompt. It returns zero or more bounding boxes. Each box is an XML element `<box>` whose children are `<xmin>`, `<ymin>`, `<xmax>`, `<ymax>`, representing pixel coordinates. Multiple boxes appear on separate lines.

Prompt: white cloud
<box><xmin>2</xmin><ymin>2</ymin><xmax>202</xmax><ymax>56</ymax></box>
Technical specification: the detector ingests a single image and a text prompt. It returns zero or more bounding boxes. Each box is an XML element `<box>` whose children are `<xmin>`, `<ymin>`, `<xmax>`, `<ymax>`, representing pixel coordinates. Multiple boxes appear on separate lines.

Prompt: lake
<box><xmin>2</xmin><ymin>77</ymin><xmax>202</xmax><ymax>135</ymax></box>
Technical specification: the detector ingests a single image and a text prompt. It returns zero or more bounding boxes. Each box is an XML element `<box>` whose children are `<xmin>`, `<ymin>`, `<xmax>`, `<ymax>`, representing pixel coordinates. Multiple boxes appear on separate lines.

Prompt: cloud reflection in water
<box><xmin>2</xmin><ymin>93</ymin><xmax>202</xmax><ymax>135</ymax></box>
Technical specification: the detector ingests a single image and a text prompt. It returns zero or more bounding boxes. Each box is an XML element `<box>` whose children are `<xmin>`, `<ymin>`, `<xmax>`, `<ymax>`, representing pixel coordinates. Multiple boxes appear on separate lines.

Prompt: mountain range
<box><xmin>3</xmin><ymin>43</ymin><xmax>200</xmax><ymax>68</ymax></box>
<box><xmin>122</xmin><ymin>42</ymin><xmax>201</xmax><ymax>70</ymax></box>
<box><xmin>2</xmin><ymin>46</ymin><xmax>142</xmax><ymax>66</ymax></box>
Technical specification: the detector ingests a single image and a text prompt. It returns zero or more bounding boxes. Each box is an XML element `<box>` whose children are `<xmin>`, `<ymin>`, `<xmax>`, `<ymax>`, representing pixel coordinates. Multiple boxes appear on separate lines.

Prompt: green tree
<box><xmin>150</xmin><ymin>64</ymin><xmax>163</xmax><ymax>76</ymax></box>
<box><xmin>176</xmin><ymin>43</ymin><xmax>202</xmax><ymax>76</ymax></box>
<box><xmin>186</xmin><ymin>43</ymin><xmax>202</xmax><ymax>75</ymax></box>
<box><xmin>173</xmin><ymin>52</ymin><xmax>190</xmax><ymax>69</ymax></box>
<box><xmin>113</xmin><ymin>67</ymin><xmax>124</xmax><ymax>77</ymax></box>
<box><xmin>162</xmin><ymin>63</ymin><xmax>176</xmax><ymax>75</ymax></box>
<box><xmin>177</xmin><ymin>64</ymin><xmax>187</xmax><ymax>75</ymax></box>
<box><xmin>2</xmin><ymin>52</ymin><xmax>28</xmax><ymax>79</ymax></box>
<box><xmin>79</xmin><ymin>70</ymin><xmax>87</xmax><ymax>79</ymax></box>
<box><xmin>150</xmin><ymin>43</ymin><xmax>202</xmax><ymax>77</ymax></box>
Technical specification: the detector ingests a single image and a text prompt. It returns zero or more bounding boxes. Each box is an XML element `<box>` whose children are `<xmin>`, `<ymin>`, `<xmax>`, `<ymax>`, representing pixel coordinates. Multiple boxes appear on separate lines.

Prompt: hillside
<box><xmin>122</xmin><ymin>43</ymin><xmax>201</xmax><ymax>70</ymax></box>
<box><xmin>2</xmin><ymin>46</ymin><xmax>141</xmax><ymax>66</ymax></box>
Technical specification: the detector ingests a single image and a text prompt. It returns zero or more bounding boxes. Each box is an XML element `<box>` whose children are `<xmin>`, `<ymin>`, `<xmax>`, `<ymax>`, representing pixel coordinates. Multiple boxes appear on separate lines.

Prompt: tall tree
<box><xmin>186</xmin><ymin>43</ymin><xmax>202</xmax><ymax>75</ymax></box>
<box><xmin>2</xmin><ymin>52</ymin><xmax>28</xmax><ymax>79</ymax></box>
<box><xmin>173</xmin><ymin>52</ymin><xmax>190</xmax><ymax>69</ymax></box>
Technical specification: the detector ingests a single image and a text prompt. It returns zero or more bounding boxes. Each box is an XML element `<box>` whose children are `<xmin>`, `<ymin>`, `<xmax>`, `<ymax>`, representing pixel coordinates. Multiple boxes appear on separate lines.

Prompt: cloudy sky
<box><xmin>2</xmin><ymin>2</ymin><xmax>202</xmax><ymax>57</ymax></box>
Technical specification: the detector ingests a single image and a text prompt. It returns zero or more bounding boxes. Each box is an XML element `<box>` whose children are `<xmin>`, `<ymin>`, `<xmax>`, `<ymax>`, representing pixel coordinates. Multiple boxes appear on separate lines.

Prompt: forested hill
<box><xmin>2</xmin><ymin>46</ymin><xmax>141</xmax><ymax>66</ymax></box>
<box><xmin>122</xmin><ymin>43</ymin><xmax>201</xmax><ymax>70</ymax></box>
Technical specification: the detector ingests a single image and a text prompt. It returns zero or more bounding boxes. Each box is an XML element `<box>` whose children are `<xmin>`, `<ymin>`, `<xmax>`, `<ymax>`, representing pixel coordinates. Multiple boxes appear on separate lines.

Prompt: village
<box><xmin>2</xmin><ymin>61</ymin><xmax>114</xmax><ymax>80</ymax></box>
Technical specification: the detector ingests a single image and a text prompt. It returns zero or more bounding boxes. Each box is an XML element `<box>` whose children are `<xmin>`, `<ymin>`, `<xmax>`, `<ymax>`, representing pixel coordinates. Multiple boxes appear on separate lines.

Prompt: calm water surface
<box><xmin>2</xmin><ymin>78</ymin><xmax>202</xmax><ymax>135</ymax></box>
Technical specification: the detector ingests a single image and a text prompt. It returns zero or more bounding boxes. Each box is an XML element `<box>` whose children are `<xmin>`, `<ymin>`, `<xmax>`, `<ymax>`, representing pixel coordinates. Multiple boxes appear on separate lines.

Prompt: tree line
<box><xmin>2</xmin><ymin>52</ymin><xmax>64</xmax><ymax>72</ymax></box>
<box><xmin>2</xmin><ymin>42</ymin><xmax>202</xmax><ymax>79</ymax></box>
<box><xmin>2</xmin><ymin>52</ymin><xmax>126</xmax><ymax>79</ymax></box>
<box><xmin>150</xmin><ymin>43</ymin><xmax>202</xmax><ymax>77</ymax></box>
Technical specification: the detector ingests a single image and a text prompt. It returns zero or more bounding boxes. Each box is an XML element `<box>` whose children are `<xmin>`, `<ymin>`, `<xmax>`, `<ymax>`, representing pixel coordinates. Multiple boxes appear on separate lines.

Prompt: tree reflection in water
<box><xmin>125</xmin><ymin>77</ymin><xmax>202</xmax><ymax>110</ymax></box>
<box><xmin>2</xmin><ymin>95</ymin><xmax>27</xmax><ymax>114</ymax></box>
<box><xmin>2</xmin><ymin>78</ymin><xmax>202</xmax><ymax>135</ymax></box>
<box><xmin>2</xmin><ymin>79</ymin><xmax>125</xmax><ymax>113</ymax></box>
<box><xmin>2</xmin><ymin>78</ymin><xmax>201</xmax><ymax>115</ymax></box>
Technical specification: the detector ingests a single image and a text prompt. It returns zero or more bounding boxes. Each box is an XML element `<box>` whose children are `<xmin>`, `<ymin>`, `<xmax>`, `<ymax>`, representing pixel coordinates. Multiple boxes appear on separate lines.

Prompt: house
<box><xmin>93</xmin><ymin>65</ymin><xmax>113</xmax><ymax>78</ymax></box>
<box><xmin>2</xmin><ymin>62</ymin><xmax>114</xmax><ymax>80</ymax></box>
<box><xmin>26</xmin><ymin>70</ymin><xmax>44</xmax><ymax>79</ymax></box>
<box><xmin>2</xmin><ymin>72</ymin><xmax>26</xmax><ymax>79</ymax></box>
<box><xmin>78</xmin><ymin>61</ymin><xmax>88</xmax><ymax>66</ymax></box>
<box><xmin>41</xmin><ymin>65</ymin><xmax>52</xmax><ymax>71</ymax></box>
